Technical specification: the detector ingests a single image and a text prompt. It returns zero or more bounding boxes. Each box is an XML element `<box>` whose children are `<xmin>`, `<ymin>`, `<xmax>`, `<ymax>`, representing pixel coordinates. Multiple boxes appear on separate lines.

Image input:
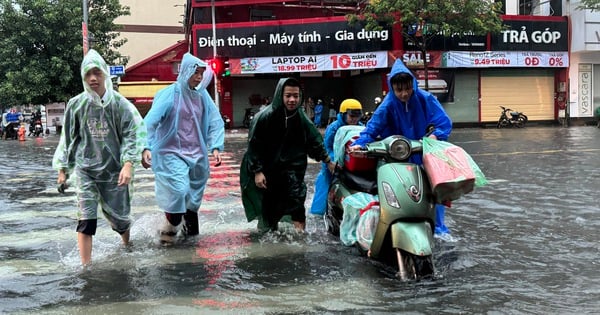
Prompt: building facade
<box><xmin>568</xmin><ymin>0</ymin><xmax>600</xmax><ymax>121</ymax></box>
<box><xmin>122</xmin><ymin>0</ymin><xmax>581</xmax><ymax>127</ymax></box>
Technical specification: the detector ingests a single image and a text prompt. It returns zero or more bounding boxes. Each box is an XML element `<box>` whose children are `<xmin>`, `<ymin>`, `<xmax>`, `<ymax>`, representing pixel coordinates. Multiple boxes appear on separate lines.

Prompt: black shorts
<box><xmin>76</xmin><ymin>219</ymin><xmax>98</xmax><ymax>236</ymax></box>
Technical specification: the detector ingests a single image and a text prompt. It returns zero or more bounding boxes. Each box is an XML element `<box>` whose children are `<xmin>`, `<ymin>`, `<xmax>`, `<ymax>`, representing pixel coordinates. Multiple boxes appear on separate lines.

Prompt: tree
<box><xmin>0</xmin><ymin>0</ymin><xmax>129</xmax><ymax>108</ymax></box>
<box><xmin>578</xmin><ymin>0</ymin><xmax>600</xmax><ymax>11</ymax></box>
<box><xmin>348</xmin><ymin>0</ymin><xmax>505</xmax><ymax>91</ymax></box>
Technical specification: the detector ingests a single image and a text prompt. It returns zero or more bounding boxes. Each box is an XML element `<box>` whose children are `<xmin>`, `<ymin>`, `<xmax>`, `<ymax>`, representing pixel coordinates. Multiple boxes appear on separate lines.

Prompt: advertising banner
<box><xmin>491</xmin><ymin>19</ymin><xmax>568</xmax><ymax>52</ymax></box>
<box><xmin>194</xmin><ymin>18</ymin><xmax>392</xmax><ymax>58</ymax></box>
<box><xmin>403</xmin><ymin>33</ymin><xmax>487</xmax><ymax>51</ymax></box>
<box><xmin>239</xmin><ymin>51</ymin><xmax>388</xmax><ymax>74</ymax></box>
<box><xmin>578</xmin><ymin>64</ymin><xmax>593</xmax><ymax>117</ymax></box>
<box><xmin>442</xmin><ymin>51</ymin><xmax>568</xmax><ymax>68</ymax></box>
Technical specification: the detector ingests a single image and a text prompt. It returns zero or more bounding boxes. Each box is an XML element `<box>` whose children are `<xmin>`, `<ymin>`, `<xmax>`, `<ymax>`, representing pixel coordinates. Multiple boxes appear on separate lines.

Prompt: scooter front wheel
<box><xmin>396</xmin><ymin>248</ymin><xmax>434</xmax><ymax>281</ymax></box>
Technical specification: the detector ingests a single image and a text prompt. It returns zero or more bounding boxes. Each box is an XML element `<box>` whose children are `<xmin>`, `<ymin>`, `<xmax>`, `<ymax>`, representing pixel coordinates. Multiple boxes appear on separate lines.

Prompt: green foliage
<box><xmin>348</xmin><ymin>0</ymin><xmax>505</xmax><ymax>53</ymax></box>
<box><xmin>578</xmin><ymin>0</ymin><xmax>600</xmax><ymax>11</ymax></box>
<box><xmin>0</xmin><ymin>0</ymin><xmax>129</xmax><ymax>107</ymax></box>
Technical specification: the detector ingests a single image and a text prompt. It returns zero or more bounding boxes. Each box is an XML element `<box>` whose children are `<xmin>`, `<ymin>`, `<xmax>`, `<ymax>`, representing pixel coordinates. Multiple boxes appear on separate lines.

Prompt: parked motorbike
<box><xmin>497</xmin><ymin>106</ymin><xmax>528</xmax><ymax>128</ymax></box>
<box><xmin>360</xmin><ymin>111</ymin><xmax>373</xmax><ymax>125</ymax></box>
<box><xmin>2</xmin><ymin>122</ymin><xmax>19</xmax><ymax>140</ymax></box>
<box><xmin>221</xmin><ymin>113</ymin><xmax>231</xmax><ymax>129</ymax></box>
<box><xmin>243</xmin><ymin>108</ymin><xmax>256</xmax><ymax>128</ymax></box>
<box><xmin>326</xmin><ymin>131</ymin><xmax>436</xmax><ymax>281</ymax></box>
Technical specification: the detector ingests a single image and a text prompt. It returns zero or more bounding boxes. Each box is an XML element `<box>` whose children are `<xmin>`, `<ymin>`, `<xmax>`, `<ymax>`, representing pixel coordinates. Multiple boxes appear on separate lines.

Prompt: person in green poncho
<box><xmin>53</xmin><ymin>50</ymin><xmax>147</xmax><ymax>266</ymax></box>
<box><xmin>240</xmin><ymin>78</ymin><xmax>334</xmax><ymax>232</ymax></box>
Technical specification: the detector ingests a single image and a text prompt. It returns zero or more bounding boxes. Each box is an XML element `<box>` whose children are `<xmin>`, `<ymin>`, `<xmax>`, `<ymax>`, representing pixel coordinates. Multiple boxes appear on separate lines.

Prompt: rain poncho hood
<box><xmin>240</xmin><ymin>78</ymin><xmax>329</xmax><ymax>223</ymax></box>
<box><xmin>352</xmin><ymin>59</ymin><xmax>452</xmax><ymax>162</ymax></box>
<box><xmin>144</xmin><ymin>52</ymin><xmax>224</xmax><ymax>156</ymax></box>
<box><xmin>53</xmin><ymin>49</ymin><xmax>147</xmax><ymax>172</ymax></box>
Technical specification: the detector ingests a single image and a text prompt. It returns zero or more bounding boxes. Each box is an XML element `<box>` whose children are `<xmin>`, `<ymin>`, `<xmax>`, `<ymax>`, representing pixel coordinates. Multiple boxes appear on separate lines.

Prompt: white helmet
<box><xmin>374</xmin><ymin>97</ymin><xmax>382</xmax><ymax>104</ymax></box>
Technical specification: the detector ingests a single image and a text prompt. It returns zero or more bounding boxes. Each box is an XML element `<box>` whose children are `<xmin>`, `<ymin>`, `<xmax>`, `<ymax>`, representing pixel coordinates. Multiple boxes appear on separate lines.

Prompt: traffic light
<box><xmin>209</xmin><ymin>57</ymin><xmax>222</xmax><ymax>76</ymax></box>
<box><xmin>222</xmin><ymin>57</ymin><xmax>230</xmax><ymax>77</ymax></box>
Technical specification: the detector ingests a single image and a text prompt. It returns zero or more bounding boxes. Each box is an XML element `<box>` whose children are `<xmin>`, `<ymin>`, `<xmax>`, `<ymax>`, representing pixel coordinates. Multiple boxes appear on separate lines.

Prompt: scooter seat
<box><xmin>339</xmin><ymin>168</ymin><xmax>378</xmax><ymax>195</ymax></box>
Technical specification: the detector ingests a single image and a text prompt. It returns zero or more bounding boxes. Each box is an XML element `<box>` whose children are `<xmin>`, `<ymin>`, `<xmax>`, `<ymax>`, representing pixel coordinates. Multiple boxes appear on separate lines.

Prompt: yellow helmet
<box><xmin>339</xmin><ymin>99</ymin><xmax>362</xmax><ymax>113</ymax></box>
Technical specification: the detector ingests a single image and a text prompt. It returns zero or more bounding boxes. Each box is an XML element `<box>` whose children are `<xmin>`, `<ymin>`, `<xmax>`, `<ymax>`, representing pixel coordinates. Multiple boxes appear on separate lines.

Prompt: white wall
<box><xmin>115</xmin><ymin>0</ymin><xmax>186</xmax><ymax>67</ymax></box>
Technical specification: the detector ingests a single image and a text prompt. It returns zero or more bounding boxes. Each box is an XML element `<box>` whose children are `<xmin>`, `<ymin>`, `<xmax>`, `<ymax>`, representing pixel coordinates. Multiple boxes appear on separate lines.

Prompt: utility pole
<box><xmin>211</xmin><ymin>0</ymin><xmax>220</xmax><ymax>110</ymax></box>
<box><xmin>82</xmin><ymin>0</ymin><xmax>89</xmax><ymax>55</ymax></box>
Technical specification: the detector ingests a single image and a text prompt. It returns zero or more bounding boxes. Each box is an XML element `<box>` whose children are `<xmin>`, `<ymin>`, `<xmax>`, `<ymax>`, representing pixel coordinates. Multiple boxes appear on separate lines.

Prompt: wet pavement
<box><xmin>1</xmin><ymin>126</ymin><xmax>600</xmax><ymax>314</ymax></box>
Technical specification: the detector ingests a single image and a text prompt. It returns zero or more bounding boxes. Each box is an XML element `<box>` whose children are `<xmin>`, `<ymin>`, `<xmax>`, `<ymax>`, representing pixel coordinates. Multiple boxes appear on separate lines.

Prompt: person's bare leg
<box><xmin>293</xmin><ymin>221</ymin><xmax>305</xmax><ymax>231</ymax></box>
<box><xmin>120</xmin><ymin>229</ymin><xmax>130</xmax><ymax>246</ymax></box>
<box><xmin>77</xmin><ymin>232</ymin><xmax>93</xmax><ymax>266</ymax></box>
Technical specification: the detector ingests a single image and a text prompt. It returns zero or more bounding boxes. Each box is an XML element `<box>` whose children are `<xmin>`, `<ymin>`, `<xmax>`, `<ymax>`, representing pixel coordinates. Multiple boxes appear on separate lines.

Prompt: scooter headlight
<box><xmin>389</xmin><ymin>138</ymin><xmax>411</xmax><ymax>160</ymax></box>
<box><xmin>382</xmin><ymin>181</ymin><xmax>400</xmax><ymax>208</ymax></box>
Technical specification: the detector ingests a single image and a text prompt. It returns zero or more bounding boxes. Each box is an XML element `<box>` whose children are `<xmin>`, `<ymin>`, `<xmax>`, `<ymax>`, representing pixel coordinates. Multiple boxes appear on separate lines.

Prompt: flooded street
<box><xmin>1</xmin><ymin>126</ymin><xmax>600</xmax><ymax>314</ymax></box>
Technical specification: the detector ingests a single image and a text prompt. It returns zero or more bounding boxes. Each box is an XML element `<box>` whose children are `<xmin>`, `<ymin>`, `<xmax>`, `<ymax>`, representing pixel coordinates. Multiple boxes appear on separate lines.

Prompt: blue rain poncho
<box><xmin>352</xmin><ymin>59</ymin><xmax>452</xmax><ymax>165</ymax></box>
<box><xmin>309</xmin><ymin>114</ymin><xmax>363</xmax><ymax>215</ymax></box>
<box><xmin>351</xmin><ymin>59</ymin><xmax>453</xmax><ymax>235</ymax></box>
<box><xmin>52</xmin><ymin>49</ymin><xmax>147</xmax><ymax>231</ymax></box>
<box><xmin>144</xmin><ymin>53</ymin><xmax>224</xmax><ymax>215</ymax></box>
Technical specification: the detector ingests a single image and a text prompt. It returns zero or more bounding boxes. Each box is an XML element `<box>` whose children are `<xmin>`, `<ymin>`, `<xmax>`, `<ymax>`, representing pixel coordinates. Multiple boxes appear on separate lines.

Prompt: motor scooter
<box><xmin>221</xmin><ymin>113</ymin><xmax>231</xmax><ymax>129</ymax></box>
<box><xmin>29</xmin><ymin>118</ymin><xmax>43</xmax><ymax>137</ymax></box>
<box><xmin>326</xmin><ymin>129</ymin><xmax>436</xmax><ymax>281</ymax></box>
<box><xmin>497</xmin><ymin>106</ymin><xmax>527</xmax><ymax>128</ymax></box>
<box><xmin>243</xmin><ymin>108</ymin><xmax>256</xmax><ymax>128</ymax></box>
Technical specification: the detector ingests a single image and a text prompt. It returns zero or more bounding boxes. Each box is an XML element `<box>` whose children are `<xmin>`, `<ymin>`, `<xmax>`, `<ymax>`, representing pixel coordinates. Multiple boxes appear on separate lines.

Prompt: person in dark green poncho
<box><xmin>240</xmin><ymin>77</ymin><xmax>334</xmax><ymax>232</ymax></box>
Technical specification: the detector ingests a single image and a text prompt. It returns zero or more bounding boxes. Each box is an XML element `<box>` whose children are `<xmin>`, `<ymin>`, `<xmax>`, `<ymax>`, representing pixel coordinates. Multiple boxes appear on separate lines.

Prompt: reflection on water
<box><xmin>1</xmin><ymin>127</ymin><xmax>600</xmax><ymax>314</ymax></box>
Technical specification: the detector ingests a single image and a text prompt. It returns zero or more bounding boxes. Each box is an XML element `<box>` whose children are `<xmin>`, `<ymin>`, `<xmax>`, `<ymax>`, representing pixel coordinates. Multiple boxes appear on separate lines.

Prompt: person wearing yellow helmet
<box><xmin>310</xmin><ymin>98</ymin><xmax>363</xmax><ymax>216</ymax></box>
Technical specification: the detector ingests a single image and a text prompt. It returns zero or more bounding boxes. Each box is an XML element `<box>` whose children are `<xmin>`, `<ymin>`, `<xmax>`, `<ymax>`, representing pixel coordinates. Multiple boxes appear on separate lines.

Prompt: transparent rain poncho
<box><xmin>52</xmin><ymin>49</ymin><xmax>147</xmax><ymax>231</ymax></box>
<box><xmin>143</xmin><ymin>53</ymin><xmax>224</xmax><ymax>214</ymax></box>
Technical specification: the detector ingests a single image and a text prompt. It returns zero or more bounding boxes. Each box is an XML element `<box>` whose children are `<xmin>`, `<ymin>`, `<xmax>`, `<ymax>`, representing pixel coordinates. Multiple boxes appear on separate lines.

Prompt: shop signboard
<box><xmin>238</xmin><ymin>51</ymin><xmax>388</xmax><ymax>74</ymax></box>
<box><xmin>442</xmin><ymin>51</ymin><xmax>569</xmax><ymax>68</ymax></box>
<box><xmin>194</xmin><ymin>18</ymin><xmax>392</xmax><ymax>59</ymax></box>
<box><xmin>490</xmin><ymin>19</ymin><xmax>568</xmax><ymax>52</ymax></box>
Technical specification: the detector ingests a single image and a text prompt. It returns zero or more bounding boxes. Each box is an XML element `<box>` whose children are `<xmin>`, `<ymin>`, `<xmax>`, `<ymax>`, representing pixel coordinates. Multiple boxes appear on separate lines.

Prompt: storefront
<box><xmin>191</xmin><ymin>16</ymin><xmax>392</xmax><ymax>126</ymax></box>
<box><xmin>441</xmin><ymin>16</ymin><xmax>569</xmax><ymax>124</ymax></box>
<box><xmin>569</xmin><ymin>7</ymin><xmax>600</xmax><ymax>121</ymax></box>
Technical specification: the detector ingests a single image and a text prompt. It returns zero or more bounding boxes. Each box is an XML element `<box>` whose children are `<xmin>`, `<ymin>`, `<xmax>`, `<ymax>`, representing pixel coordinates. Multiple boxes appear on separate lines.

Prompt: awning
<box><xmin>117</xmin><ymin>81</ymin><xmax>173</xmax><ymax>117</ymax></box>
<box><xmin>417</xmin><ymin>79</ymin><xmax>448</xmax><ymax>93</ymax></box>
<box><xmin>118</xmin><ymin>81</ymin><xmax>173</xmax><ymax>100</ymax></box>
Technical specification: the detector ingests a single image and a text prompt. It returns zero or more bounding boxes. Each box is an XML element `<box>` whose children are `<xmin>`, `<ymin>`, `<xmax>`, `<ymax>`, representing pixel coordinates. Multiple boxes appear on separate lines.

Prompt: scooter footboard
<box><xmin>390</xmin><ymin>222</ymin><xmax>433</xmax><ymax>256</ymax></box>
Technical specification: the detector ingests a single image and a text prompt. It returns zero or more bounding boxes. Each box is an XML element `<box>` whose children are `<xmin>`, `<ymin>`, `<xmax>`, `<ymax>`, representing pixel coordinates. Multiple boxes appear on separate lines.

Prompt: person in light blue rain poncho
<box><xmin>310</xmin><ymin>99</ymin><xmax>364</xmax><ymax>216</ymax></box>
<box><xmin>142</xmin><ymin>53</ymin><xmax>224</xmax><ymax>245</ymax></box>
<box><xmin>348</xmin><ymin>58</ymin><xmax>453</xmax><ymax>237</ymax></box>
<box><xmin>53</xmin><ymin>49</ymin><xmax>147</xmax><ymax>266</ymax></box>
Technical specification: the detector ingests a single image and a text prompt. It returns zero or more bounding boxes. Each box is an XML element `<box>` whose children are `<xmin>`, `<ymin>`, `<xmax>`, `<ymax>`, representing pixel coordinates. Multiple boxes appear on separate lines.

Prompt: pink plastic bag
<box><xmin>422</xmin><ymin>137</ymin><xmax>486</xmax><ymax>203</ymax></box>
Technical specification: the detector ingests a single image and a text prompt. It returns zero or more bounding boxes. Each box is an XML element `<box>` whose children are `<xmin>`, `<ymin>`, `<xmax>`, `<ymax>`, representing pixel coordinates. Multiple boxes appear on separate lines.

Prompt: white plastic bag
<box><xmin>356</xmin><ymin>205</ymin><xmax>380</xmax><ymax>250</ymax></box>
<box><xmin>340</xmin><ymin>192</ymin><xmax>379</xmax><ymax>247</ymax></box>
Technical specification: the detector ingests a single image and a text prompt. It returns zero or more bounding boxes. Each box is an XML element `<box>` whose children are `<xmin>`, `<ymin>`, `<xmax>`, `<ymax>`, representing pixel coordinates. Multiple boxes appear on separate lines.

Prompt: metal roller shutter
<box><xmin>480</xmin><ymin>70</ymin><xmax>554</xmax><ymax>122</ymax></box>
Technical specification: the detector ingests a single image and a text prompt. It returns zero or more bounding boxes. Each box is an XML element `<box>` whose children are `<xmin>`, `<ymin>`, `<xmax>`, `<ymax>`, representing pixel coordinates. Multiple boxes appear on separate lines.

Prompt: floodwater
<box><xmin>1</xmin><ymin>126</ymin><xmax>599</xmax><ymax>314</ymax></box>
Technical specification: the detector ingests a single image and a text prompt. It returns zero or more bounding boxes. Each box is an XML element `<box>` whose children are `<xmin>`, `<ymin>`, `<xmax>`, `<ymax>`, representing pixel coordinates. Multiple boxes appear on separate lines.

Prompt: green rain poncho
<box><xmin>52</xmin><ymin>49</ymin><xmax>147</xmax><ymax>229</ymax></box>
<box><xmin>240</xmin><ymin>78</ymin><xmax>329</xmax><ymax>226</ymax></box>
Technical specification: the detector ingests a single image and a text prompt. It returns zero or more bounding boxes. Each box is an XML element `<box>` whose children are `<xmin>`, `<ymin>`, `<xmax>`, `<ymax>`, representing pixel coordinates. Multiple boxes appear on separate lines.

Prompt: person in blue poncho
<box><xmin>309</xmin><ymin>98</ymin><xmax>364</xmax><ymax>216</ymax></box>
<box><xmin>142</xmin><ymin>53</ymin><xmax>225</xmax><ymax>245</ymax></box>
<box><xmin>313</xmin><ymin>99</ymin><xmax>324</xmax><ymax>127</ymax></box>
<box><xmin>348</xmin><ymin>58</ymin><xmax>453</xmax><ymax>236</ymax></box>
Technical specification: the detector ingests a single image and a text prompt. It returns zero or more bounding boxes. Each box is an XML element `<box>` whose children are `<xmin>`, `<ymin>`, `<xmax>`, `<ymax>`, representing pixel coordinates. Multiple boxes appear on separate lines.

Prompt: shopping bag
<box><xmin>422</xmin><ymin>137</ymin><xmax>487</xmax><ymax>203</ymax></box>
<box><xmin>340</xmin><ymin>192</ymin><xmax>379</xmax><ymax>247</ymax></box>
<box><xmin>356</xmin><ymin>204</ymin><xmax>380</xmax><ymax>251</ymax></box>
